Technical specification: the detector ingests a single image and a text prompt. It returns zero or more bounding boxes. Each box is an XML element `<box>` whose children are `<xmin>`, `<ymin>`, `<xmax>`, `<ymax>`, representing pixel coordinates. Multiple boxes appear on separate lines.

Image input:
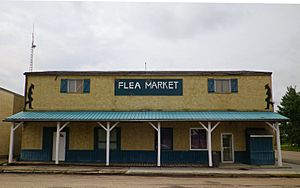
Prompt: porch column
<box><xmin>207</xmin><ymin>122</ymin><xmax>212</xmax><ymax>167</ymax></box>
<box><xmin>199</xmin><ymin>121</ymin><xmax>220</xmax><ymax>167</ymax></box>
<box><xmin>149</xmin><ymin>122</ymin><xmax>161</xmax><ymax>167</ymax></box>
<box><xmin>266</xmin><ymin>122</ymin><xmax>283</xmax><ymax>167</ymax></box>
<box><xmin>55</xmin><ymin>121</ymin><xmax>70</xmax><ymax>165</ymax></box>
<box><xmin>157</xmin><ymin>122</ymin><xmax>161</xmax><ymax>167</ymax></box>
<box><xmin>106</xmin><ymin>122</ymin><xmax>110</xmax><ymax>166</ymax></box>
<box><xmin>97</xmin><ymin>122</ymin><xmax>119</xmax><ymax>166</ymax></box>
<box><xmin>55</xmin><ymin>122</ymin><xmax>61</xmax><ymax>165</ymax></box>
<box><xmin>8</xmin><ymin>122</ymin><xmax>23</xmax><ymax>164</ymax></box>
<box><xmin>276</xmin><ymin>122</ymin><xmax>283</xmax><ymax>167</ymax></box>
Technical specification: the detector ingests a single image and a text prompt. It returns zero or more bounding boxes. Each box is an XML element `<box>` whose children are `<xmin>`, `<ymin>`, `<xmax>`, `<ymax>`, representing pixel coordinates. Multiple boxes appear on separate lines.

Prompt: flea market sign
<box><xmin>115</xmin><ymin>79</ymin><xmax>183</xmax><ymax>96</ymax></box>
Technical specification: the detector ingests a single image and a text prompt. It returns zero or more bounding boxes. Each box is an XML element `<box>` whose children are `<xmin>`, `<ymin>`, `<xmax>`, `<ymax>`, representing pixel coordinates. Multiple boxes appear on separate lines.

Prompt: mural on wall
<box><xmin>264</xmin><ymin>84</ymin><xmax>274</xmax><ymax>109</ymax></box>
<box><xmin>25</xmin><ymin>83</ymin><xmax>34</xmax><ymax>109</ymax></box>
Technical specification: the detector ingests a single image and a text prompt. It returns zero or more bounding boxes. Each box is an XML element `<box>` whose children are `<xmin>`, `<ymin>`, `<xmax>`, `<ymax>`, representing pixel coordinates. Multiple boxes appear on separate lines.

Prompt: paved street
<box><xmin>0</xmin><ymin>151</ymin><xmax>300</xmax><ymax>188</ymax></box>
<box><xmin>0</xmin><ymin>174</ymin><xmax>299</xmax><ymax>188</ymax></box>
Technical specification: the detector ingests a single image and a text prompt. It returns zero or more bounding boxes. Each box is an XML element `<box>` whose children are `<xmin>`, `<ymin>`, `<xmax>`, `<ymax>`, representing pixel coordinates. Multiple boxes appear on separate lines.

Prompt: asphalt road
<box><xmin>0</xmin><ymin>174</ymin><xmax>299</xmax><ymax>188</ymax></box>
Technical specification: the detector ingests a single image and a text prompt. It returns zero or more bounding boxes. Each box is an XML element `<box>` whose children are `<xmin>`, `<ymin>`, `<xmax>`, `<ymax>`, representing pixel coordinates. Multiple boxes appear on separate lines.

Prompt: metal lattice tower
<box><xmin>29</xmin><ymin>24</ymin><xmax>36</xmax><ymax>72</ymax></box>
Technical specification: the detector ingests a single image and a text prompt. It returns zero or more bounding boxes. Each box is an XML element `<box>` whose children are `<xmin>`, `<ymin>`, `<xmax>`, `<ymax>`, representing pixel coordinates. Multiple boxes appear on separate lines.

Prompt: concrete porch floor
<box><xmin>4</xmin><ymin>160</ymin><xmax>288</xmax><ymax>168</ymax></box>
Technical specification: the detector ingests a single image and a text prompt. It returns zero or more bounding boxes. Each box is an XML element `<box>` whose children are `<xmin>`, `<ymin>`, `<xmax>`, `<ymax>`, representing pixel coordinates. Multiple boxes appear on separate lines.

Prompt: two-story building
<box><xmin>5</xmin><ymin>71</ymin><xmax>288</xmax><ymax>167</ymax></box>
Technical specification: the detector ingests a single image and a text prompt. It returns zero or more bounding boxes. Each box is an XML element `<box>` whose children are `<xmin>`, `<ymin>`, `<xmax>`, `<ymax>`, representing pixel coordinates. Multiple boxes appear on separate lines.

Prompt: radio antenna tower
<box><xmin>29</xmin><ymin>24</ymin><xmax>36</xmax><ymax>72</ymax></box>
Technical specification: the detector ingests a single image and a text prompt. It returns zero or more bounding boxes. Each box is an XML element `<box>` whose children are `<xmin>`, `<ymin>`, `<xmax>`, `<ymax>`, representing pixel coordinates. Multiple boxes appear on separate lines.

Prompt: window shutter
<box><xmin>83</xmin><ymin>79</ymin><xmax>90</xmax><ymax>93</ymax></box>
<box><xmin>231</xmin><ymin>79</ymin><xmax>238</xmax><ymax>93</ymax></box>
<box><xmin>60</xmin><ymin>79</ymin><xmax>68</xmax><ymax>93</ymax></box>
<box><xmin>208</xmin><ymin>79</ymin><xmax>215</xmax><ymax>93</ymax></box>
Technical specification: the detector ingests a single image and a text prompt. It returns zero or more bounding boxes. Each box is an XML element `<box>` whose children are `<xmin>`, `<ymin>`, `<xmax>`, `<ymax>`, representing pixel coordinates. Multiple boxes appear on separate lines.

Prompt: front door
<box><xmin>52</xmin><ymin>132</ymin><xmax>66</xmax><ymax>161</ymax></box>
<box><xmin>221</xmin><ymin>133</ymin><xmax>234</xmax><ymax>163</ymax></box>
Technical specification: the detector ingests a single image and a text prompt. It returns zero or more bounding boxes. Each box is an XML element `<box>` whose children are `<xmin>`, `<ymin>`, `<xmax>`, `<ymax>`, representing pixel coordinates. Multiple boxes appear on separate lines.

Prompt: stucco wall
<box><xmin>0</xmin><ymin>90</ymin><xmax>14</xmax><ymax>156</ymax></box>
<box><xmin>69</xmin><ymin>122</ymin><xmax>95</xmax><ymax>150</ymax></box>
<box><xmin>26</xmin><ymin>75</ymin><xmax>272</xmax><ymax>111</ymax></box>
<box><xmin>120</xmin><ymin>122</ymin><xmax>155</xmax><ymax>150</ymax></box>
<box><xmin>13</xmin><ymin>94</ymin><xmax>25</xmax><ymax>155</ymax></box>
<box><xmin>0</xmin><ymin>90</ymin><xmax>24</xmax><ymax>157</ymax></box>
<box><xmin>21</xmin><ymin>122</ymin><xmax>44</xmax><ymax>149</ymax></box>
<box><xmin>22</xmin><ymin>122</ymin><xmax>272</xmax><ymax>152</ymax></box>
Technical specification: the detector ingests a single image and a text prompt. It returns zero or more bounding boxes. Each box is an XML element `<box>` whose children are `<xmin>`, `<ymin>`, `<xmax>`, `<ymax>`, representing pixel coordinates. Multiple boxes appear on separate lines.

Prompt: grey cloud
<box><xmin>0</xmin><ymin>2</ymin><xmax>299</xmax><ymax>108</ymax></box>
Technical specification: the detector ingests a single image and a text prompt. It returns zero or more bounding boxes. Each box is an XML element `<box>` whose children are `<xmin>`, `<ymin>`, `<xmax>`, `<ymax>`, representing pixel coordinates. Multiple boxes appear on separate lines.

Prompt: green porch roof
<box><xmin>4</xmin><ymin>111</ymin><xmax>288</xmax><ymax>122</ymax></box>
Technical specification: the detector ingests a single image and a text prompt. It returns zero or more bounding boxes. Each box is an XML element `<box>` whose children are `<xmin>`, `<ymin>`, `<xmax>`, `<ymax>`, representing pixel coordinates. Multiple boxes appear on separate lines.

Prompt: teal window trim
<box><xmin>207</xmin><ymin>79</ymin><xmax>215</xmax><ymax>93</ymax></box>
<box><xmin>83</xmin><ymin>79</ymin><xmax>90</xmax><ymax>93</ymax></box>
<box><xmin>231</xmin><ymin>79</ymin><xmax>238</xmax><ymax>93</ymax></box>
<box><xmin>60</xmin><ymin>79</ymin><xmax>68</xmax><ymax>93</ymax></box>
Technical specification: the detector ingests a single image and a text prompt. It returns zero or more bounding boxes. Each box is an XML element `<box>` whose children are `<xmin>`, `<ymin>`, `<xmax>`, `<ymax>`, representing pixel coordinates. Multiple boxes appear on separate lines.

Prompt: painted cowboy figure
<box><xmin>265</xmin><ymin>84</ymin><xmax>274</xmax><ymax>109</ymax></box>
<box><xmin>25</xmin><ymin>84</ymin><xmax>34</xmax><ymax>109</ymax></box>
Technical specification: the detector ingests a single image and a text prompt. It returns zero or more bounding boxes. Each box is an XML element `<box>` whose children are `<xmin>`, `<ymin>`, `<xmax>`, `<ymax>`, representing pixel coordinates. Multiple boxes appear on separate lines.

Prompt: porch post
<box><xmin>55</xmin><ymin>122</ymin><xmax>61</xmax><ymax>165</ymax></box>
<box><xmin>199</xmin><ymin>121</ymin><xmax>220</xmax><ymax>167</ymax></box>
<box><xmin>265</xmin><ymin>121</ymin><xmax>283</xmax><ymax>167</ymax></box>
<box><xmin>207</xmin><ymin>122</ymin><xmax>213</xmax><ymax>167</ymax></box>
<box><xmin>97</xmin><ymin>122</ymin><xmax>119</xmax><ymax>166</ymax></box>
<box><xmin>106</xmin><ymin>122</ymin><xmax>110</xmax><ymax>166</ymax></box>
<box><xmin>157</xmin><ymin>122</ymin><xmax>161</xmax><ymax>167</ymax></box>
<box><xmin>275</xmin><ymin>122</ymin><xmax>283</xmax><ymax>167</ymax></box>
<box><xmin>8</xmin><ymin>122</ymin><xmax>23</xmax><ymax>164</ymax></box>
<box><xmin>8</xmin><ymin>124</ymin><xmax>15</xmax><ymax>164</ymax></box>
<box><xmin>149</xmin><ymin>122</ymin><xmax>161</xmax><ymax>167</ymax></box>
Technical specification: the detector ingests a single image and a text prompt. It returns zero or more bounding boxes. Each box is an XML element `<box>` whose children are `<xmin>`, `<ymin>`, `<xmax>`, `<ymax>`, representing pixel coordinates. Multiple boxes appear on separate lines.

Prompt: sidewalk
<box><xmin>1</xmin><ymin>163</ymin><xmax>300</xmax><ymax>178</ymax></box>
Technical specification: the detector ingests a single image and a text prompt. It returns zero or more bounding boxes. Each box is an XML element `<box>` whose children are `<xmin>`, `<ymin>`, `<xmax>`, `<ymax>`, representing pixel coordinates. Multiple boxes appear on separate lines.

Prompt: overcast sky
<box><xmin>0</xmin><ymin>2</ymin><xmax>299</xmax><ymax>108</ymax></box>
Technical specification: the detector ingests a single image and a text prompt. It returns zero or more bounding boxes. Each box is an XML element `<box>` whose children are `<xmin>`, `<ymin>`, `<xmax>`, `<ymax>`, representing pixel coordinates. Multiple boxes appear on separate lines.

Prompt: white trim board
<box><xmin>250</xmin><ymin>135</ymin><xmax>273</xmax><ymax>138</ymax></box>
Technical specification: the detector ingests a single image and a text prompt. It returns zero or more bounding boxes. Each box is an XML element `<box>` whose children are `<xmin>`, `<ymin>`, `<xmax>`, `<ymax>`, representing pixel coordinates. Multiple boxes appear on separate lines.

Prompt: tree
<box><xmin>278</xmin><ymin>86</ymin><xmax>300</xmax><ymax>146</ymax></box>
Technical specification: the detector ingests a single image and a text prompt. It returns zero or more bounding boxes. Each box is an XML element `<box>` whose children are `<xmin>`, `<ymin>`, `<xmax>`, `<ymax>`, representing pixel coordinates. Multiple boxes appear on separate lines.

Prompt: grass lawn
<box><xmin>281</xmin><ymin>144</ymin><xmax>300</xmax><ymax>152</ymax></box>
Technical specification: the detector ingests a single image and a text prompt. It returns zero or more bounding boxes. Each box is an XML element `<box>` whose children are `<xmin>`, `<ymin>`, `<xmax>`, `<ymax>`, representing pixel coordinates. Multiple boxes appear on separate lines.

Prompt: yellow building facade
<box><xmin>6</xmin><ymin>71</ymin><xmax>287</xmax><ymax>166</ymax></box>
<box><xmin>26</xmin><ymin>73</ymin><xmax>272</xmax><ymax>111</ymax></box>
<box><xmin>0</xmin><ymin>87</ymin><xmax>23</xmax><ymax>158</ymax></box>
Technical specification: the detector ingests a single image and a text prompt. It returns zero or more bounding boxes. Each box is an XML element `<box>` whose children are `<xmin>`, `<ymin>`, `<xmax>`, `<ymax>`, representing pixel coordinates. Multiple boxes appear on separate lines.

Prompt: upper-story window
<box><xmin>68</xmin><ymin>79</ymin><xmax>83</xmax><ymax>93</ymax></box>
<box><xmin>60</xmin><ymin>79</ymin><xmax>90</xmax><ymax>93</ymax></box>
<box><xmin>215</xmin><ymin>79</ymin><xmax>231</xmax><ymax>93</ymax></box>
<box><xmin>208</xmin><ymin>78</ymin><xmax>238</xmax><ymax>94</ymax></box>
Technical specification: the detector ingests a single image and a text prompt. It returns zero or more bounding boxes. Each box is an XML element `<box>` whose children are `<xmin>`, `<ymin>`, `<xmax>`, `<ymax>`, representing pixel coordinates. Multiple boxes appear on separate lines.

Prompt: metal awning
<box><xmin>4</xmin><ymin>111</ymin><xmax>288</xmax><ymax>122</ymax></box>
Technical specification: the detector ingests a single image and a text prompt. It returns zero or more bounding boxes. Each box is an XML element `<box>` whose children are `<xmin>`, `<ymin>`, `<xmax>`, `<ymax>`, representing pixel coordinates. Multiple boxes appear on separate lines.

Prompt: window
<box><xmin>95</xmin><ymin>128</ymin><xmax>120</xmax><ymax>150</ymax></box>
<box><xmin>155</xmin><ymin>128</ymin><xmax>173</xmax><ymax>150</ymax></box>
<box><xmin>208</xmin><ymin>78</ymin><xmax>238</xmax><ymax>93</ymax></box>
<box><xmin>68</xmin><ymin>79</ymin><xmax>83</xmax><ymax>93</ymax></box>
<box><xmin>190</xmin><ymin>128</ymin><xmax>207</xmax><ymax>150</ymax></box>
<box><xmin>60</xmin><ymin>79</ymin><xmax>90</xmax><ymax>93</ymax></box>
<box><xmin>215</xmin><ymin>79</ymin><xmax>230</xmax><ymax>93</ymax></box>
